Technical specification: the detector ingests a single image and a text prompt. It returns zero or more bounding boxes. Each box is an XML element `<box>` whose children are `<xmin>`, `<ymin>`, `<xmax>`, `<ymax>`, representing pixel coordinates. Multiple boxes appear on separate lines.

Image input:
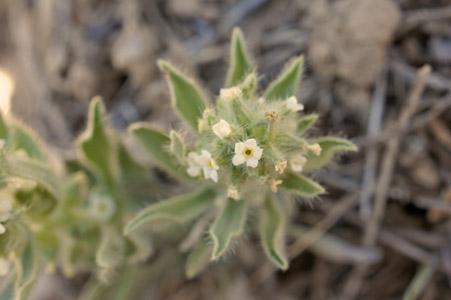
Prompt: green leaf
<box><xmin>0</xmin><ymin>276</ymin><xmax>15</xmax><ymax>300</ymax></box>
<box><xmin>297</xmin><ymin>114</ymin><xmax>318</xmax><ymax>135</ymax></box>
<box><xmin>226</xmin><ymin>27</ymin><xmax>255</xmax><ymax>87</ymax></box>
<box><xmin>79</xmin><ymin>97</ymin><xmax>116</xmax><ymax>185</ymax></box>
<box><xmin>14</xmin><ymin>227</ymin><xmax>41</xmax><ymax>300</ymax></box>
<box><xmin>129</xmin><ymin>124</ymin><xmax>188</xmax><ymax>180</ymax></box>
<box><xmin>79</xmin><ymin>266</ymin><xmax>136</xmax><ymax>300</ymax></box>
<box><xmin>10</xmin><ymin>124</ymin><xmax>47</xmax><ymax>161</ymax></box>
<box><xmin>126</xmin><ymin>231</ymin><xmax>153</xmax><ymax>264</ymax></box>
<box><xmin>280</xmin><ymin>171</ymin><xmax>325</xmax><ymax>197</ymax></box>
<box><xmin>117</xmin><ymin>141</ymin><xmax>148</xmax><ymax>181</ymax></box>
<box><xmin>185</xmin><ymin>240</ymin><xmax>212</xmax><ymax>279</ymax></box>
<box><xmin>158</xmin><ymin>60</ymin><xmax>207</xmax><ymax>131</ymax></box>
<box><xmin>260</xmin><ymin>196</ymin><xmax>288</xmax><ymax>270</ymax></box>
<box><xmin>264</xmin><ymin>56</ymin><xmax>304</xmax><ymax>101</ymax></box>
<box><xmin>124</xmin><ymin>187</ymin><xmax>215</xmax><ymax>235</ymax></box>
<box><xmin>303</xmin><ymin>137</ymin><xmax>358</xmax><ymax>172</ymax></box>
<box><xmin>96</xmin><ymin>227</ymin><xmax>125</xmax><ymax>269</ymax></box>
<box><xmin>5</xmin><ymin>156</ymin><xmax>63</xmax><ymax>201</ymax></box>
<box><xmin>169</xmin><ymin>130</ymin><xmax>186</xmax><ymax>165</ymax></box>
<box><xmin>210</xmin><ymin>198</ymin><xmax>248</xmax><ymax>260</ymax></box>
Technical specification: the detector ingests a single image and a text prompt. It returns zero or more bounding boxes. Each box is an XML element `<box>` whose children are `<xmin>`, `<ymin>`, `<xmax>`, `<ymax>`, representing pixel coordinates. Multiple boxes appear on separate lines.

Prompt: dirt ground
<box><xmin>1</xmin><ymin>0</ymin><xmax>451</xmax><ymax>299</ymax></box>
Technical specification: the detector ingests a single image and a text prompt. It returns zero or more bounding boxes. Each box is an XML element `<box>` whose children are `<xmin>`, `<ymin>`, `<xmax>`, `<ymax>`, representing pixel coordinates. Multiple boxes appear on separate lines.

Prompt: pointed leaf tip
<box><xmin>226</xmin><ymin>28</ymin><xmax>255</xmax><ymax>87</ymax></box>
<box><xmin>303</xmin><ymin>137</ymin><xmax>358</xmax><ymax>172</ymax></box>
<box><xmin>157</xmin><ymin>60</ymin><xmax>207</xmax><ymax>132</ymax></box>
<box><xmin>264</xmin><ymin>55</ymin><xmax>304</xmax><ymax>101</ymax></box>
<box><xmin>210</xmin><ymin>198</ymin><xmax>248</xmax><ymax>260</ymax></box>
<box><xmin>280</xmin><ymin>171</ymin><xmax>325</xmax><ymax>197</ymax></box>
<box><xmin>124</xmin><ymin>187</ymin><xmax>215</xmax><ymax>235</ymax></box>
<box><xmin>260</xmin><ymin>196</ymin><xmax>288</xmax><ymax>270</ymax></box>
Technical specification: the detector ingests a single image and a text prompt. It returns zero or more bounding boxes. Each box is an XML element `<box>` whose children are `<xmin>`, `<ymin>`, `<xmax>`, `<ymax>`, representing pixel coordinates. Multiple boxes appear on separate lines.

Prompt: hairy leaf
<box><xmin>6</xmin><ymin>156</ymin><xmax>63</xmax><ymax>201</ymax></box>
<box><xmin>260</xmin><ymin>196</ymin><xmax>288</xmax><ymax>270</ymax></box>
<box><xmin>303</xmin><ymin>137</ymin><xmax>357</xmax><ymax>172</ymax></box>
<box><xmin>96</xmin><ymin>227</ymin><xmax>125</xmax><ymax>269</ymax></box>
<box><xmin>297</xmin><ymin>114</ymin><xmax>318</xmax><ymax>135</ymax></box>
<box><xmin>79</xmin><ymin>97</ymin><xmax>116</xmax><ymax>185</ymax></box>
<box><xmin>124</xmin><ymin>187</ymin><xmax>215</xmax><ymax>234</ymax></box>
<box><xmin>280</xmin><ymin>171</ymin><xmax>325</xmax><ymax>197</ymax></box>
<box><xmin>185</xmin><ymin>241</ymin><xmax>212</xmax><ymax>279</ymax></box>
<box><xmin>158</xmin><ymin>60</ymin><xmax>207</xmax><ymax>131</ymax></box>
<box><xmin>226</xmin><ymin>27</ymin><xmax>255</xmax><ymax>87</ymax></box>
<box><xmin>169</xmin><ymin>130</ymin><xmax>186</xmax><ymax>165</ymax></box>
<box><xmin>129</xmin><ymin>124</ymin><xmax>188</xmax><ymax>180</ymax></box>
<box><xmin>14</xmin><ymin>228</ymin><xmax>41</xmax><ymax>300</ymax></box>
<box><xmin>264</xmin><ymin>56</ymin><xmax>304</xmax><ymax>101</ymax></box>
<box><xmin>210</xmin><ymin>198</ymin><xmax>248</xmax><ymax>260</ymax></box>
<box><xmin>10</xmin><ymin>124</ymin><xmax>47</xmax><ymax>161</ymax></box>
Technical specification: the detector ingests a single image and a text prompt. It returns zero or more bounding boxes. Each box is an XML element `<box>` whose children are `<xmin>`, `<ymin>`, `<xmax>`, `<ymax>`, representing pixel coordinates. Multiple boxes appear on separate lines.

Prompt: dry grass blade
<box><xmin>342</xmin><ymin>64</ymin><xmax>432</xmax><ymax>299</ymax></box>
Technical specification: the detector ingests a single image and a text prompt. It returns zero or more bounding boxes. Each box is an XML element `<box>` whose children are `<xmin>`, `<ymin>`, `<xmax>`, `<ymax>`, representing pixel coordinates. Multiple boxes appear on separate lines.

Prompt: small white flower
<box><xmin>290</xmin><ymin>155</ymin><xmax>307</xmax><ymax>172</ymax></box>
<box><xmin>232</xmin><ymin>138</ymin><xmax>263</xmax><ymax>168</ymax></box>
<box><xmin>89</xmin><ymin>194</ymin><xmax>116</xmax><ymax>222</ymax></box>
<box><xmin>187</xmin><ymin>152</ymin><xmax>202</xmax><ymax>177</ymax></box>
<box><xmin>220</xmin><ymin>87</ymin><xmax>242</xmax><ymax>101</ymax></box>
<box><xmin>0</xmin><ymin>257</ymin><xmax>10</xmax><ymax>276</ymax></box>
<box><xmin>307</xmin><ymin>143</ymin><xmax>322</xmax><ymax>156</ymax></box>
<box><xmin>286</xmin><ymin>96</ymin><xmax>304</xmax><ymax>112</ymax></box>
<box><xmin>197</xmin><ymin>150</ymin><xmax>219</xmax><ymax>182</ymax></box>
<box><xmin>0</xmin><ymin>224</ymin><xmax>5</xmax><ymax>235</ymax></box>
<box><xmin>227</xmin><ymin>187</ymin><xmax>240</xmax><ymax>200</ymax></box>
<box><xmin>275</xmin><ymin>161</ymin><xmax>287</xmax><ymax>174</ymax></box>
<box><xmin>212</xmin><ymin>119</ymin><xmax>232</xmax><ymax>139</ymax></box>
<box><xmin>186</xmin><ymin>150</ymin><xmax>219</xmax><ymax>182</ymax></box>
<box><xmin>257</xmin><ymin>97</ymin><xmax>265</xmax><ymax>104</ymax></box>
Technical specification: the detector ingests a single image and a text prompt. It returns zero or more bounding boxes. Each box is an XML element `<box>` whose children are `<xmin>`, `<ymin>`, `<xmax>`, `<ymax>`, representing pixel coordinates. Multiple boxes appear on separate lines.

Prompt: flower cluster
<box><xmin>125</xmin><ymin>27</ymin><xmax>357</xmax><ymax>273</ymax></box>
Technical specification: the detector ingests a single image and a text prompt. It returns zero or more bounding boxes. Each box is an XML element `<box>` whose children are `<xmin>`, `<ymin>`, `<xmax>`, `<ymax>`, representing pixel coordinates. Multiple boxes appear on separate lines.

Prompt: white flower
<box><xmin>275</xmin><ymin>161</ymin><xmax>287</xmax><ymax>174</ymax></box>
<box><xmin>227</xmin><ymin>187</ymin><xmax>240</xmax><ymax>200</ymax></box>
<box><xmin>290</xmin><ymin>155</ymin><xmax>307</xmax><ymax>172</ymax></box>
<box><xmin>187</xmin><ymin>152</ymin><xmax>202</xmax><ymax>177</ymax></box>
<box><xmin>232</xmin><ymin>138</ymin><xmax>263</xmax><ymax>168</ymax></box>
<box><xmin>220</xmin><ymin>87</ymin><xmax>242</xmax><ymax>101</ymax></box>
<box><xmin>0</xmin><ymin>224</ymin><xmax>5</xmax><ymax>235</ymax></box>
<box><xmin>186</xmin><ymin>150</ymin><xmax>219</xmax><ymax>182</ymax></box>
<box><xmin>307</xmin><ymin>143</ymin><xmax>322</xmax><ymax>156</ymax></box>
<box><xmin>197</xmin><ymin>150</ymin><xmax>219</xmax><ymax>182</ymax></box>
<box><xmin>286</xmin><ymin>96</ymin><xmax>304</xmax><ymax>112</ymax></box>
<box><xmin>0</xmin><ymin>257</ymin><xmax>10</xmax><ymax>276</ymax></box>
<box><xmin>88</xmin><ymin>194</ymin><xmax>116</xmax><ymax>222</ymax></box>
<box><xmin>212</xmin><ymin>119</ymin><xmax>232</xmax><ymax>139</ymax></box>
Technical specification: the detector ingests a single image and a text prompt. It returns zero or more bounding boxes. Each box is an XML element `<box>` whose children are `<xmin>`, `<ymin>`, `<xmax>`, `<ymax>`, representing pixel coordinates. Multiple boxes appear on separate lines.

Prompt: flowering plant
<box><xmin>125</xmin><ymin>28</ymin><xmax>357</xmax><ymax>275</ymax></box>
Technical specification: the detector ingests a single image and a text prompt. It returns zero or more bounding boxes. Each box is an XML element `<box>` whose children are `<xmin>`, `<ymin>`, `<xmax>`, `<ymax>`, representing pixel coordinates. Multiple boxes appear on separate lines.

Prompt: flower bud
<box><xmin>212</xmin><ymin>119</ymin><xmax>232</xmax><ymax>139</ymax></box>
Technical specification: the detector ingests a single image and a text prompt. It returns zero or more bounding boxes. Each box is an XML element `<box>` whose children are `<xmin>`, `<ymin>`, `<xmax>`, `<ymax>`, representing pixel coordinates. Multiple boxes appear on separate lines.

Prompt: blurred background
<box><xmin>0</xmin><ymin>0</ymin><xmax>451</xmax><ymax>299</ymax></box>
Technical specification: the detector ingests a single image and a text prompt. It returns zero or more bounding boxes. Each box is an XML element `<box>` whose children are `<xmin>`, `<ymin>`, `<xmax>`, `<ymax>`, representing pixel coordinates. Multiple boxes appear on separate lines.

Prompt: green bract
<box><xmin>126</xmin><ymin>28</ymin><xmax>357</xmax><ymax>271</ymax></box>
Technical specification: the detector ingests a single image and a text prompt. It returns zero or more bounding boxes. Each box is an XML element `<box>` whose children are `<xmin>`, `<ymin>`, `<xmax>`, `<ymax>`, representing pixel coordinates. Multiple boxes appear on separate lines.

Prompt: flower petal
<box><xmin>253</xmin><ymin>146</ymin><xmax>263</xmax><ymax>159</ymax></box>
<box><xmin>246</xmin><ymin>157</ymin><xmax>259</xmax><ymax>168</ymax></box>
<box><xmin>232</xmin><ymin>154</ymin><xmax>246</xmax><ymax>166</ymax></box>
<box><xmin>244</xmin><ymin>138</ymin><xmax>257</xmax><ymax>148</ymax></box>
<box><xmin>235</xmin><ymin>142</ymin><xmax>245</xmax><ymax>153</ymax></box>
<box><xmin>210</xmin><ymin>170</ymin><xmax>218</xmax><ymax>182</ymax></box>
<box><xmin>187</xmin><ymin>166</ymin><xmax>201</xmax><ymax>177</ymax></box>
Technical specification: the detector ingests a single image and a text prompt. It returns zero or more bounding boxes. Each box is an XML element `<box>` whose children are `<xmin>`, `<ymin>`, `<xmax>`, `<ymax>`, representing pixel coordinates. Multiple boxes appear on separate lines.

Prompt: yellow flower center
<box><xmin>97</xmin><ymin>202</ymin><xmax>108</xmax><ymax>213</ymax></box>
<box><xmin>208</xmin><ymin>160</ymin><xmax>214</xmax><ymax>169</ymax></box>
<box><xmin>244</xmin><ymin>148</ymin><xmax>253</xmax><ymax>158</ymax></box>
